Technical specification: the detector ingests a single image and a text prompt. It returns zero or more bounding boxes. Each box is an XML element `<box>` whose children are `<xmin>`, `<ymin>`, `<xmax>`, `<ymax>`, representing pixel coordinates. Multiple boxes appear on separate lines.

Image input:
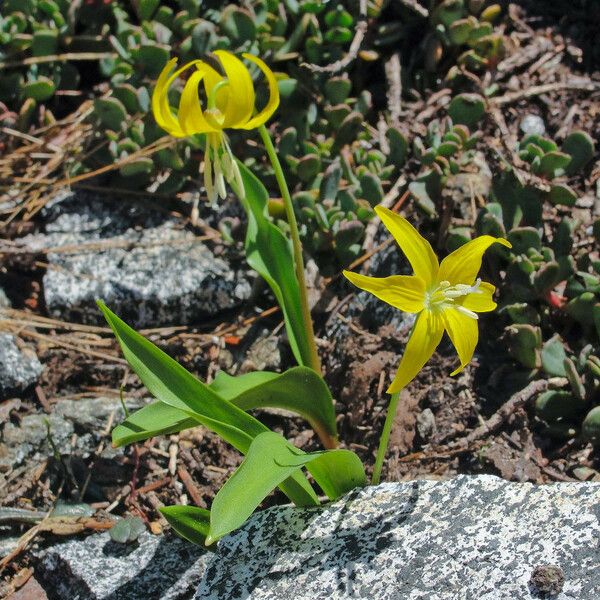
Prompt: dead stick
<box><xmin>177</xmin><ymin>466</ymin><xmax>204</xmax><ymax>507</ymax></box>
<box><xmin>450</xmin><ymin>378</ymin><xmax>566</xmax><ymax>449</ymax></box>
<box><xmin>491</xmin><ymin>81</ymin><xmax>600</xmax><ymax>106</ymax></box>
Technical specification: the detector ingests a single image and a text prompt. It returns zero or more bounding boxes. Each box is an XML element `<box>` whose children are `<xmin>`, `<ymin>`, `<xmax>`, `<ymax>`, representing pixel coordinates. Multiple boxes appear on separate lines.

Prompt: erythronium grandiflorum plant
<box><xmin>99</xmin><ymin>50</ymin><xmax>505</xmax><ymax>549</ymax></box>
<box><xmin>344</xmin><ymin>205</ymin><xmax>511</xmax><ymax>484</ymax></box>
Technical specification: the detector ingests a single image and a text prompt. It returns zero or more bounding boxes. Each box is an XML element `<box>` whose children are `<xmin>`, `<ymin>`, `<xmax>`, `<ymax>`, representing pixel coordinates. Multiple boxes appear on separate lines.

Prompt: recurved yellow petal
<box><xmin>441</xmin><ymin>307</ymin><xmax>479</xmax><ymax>376</ymax></box>
<box><xmin>459</xmin><ymin>281</ymin><xmax>497</xmax><ymax>313</ymax></box>
<box><xmin>178</xmin><ymin>68</ymin><xmax>218</xmax><ymax>135</ymax></box>
<box><xmin>152</xmin><ymin>58</ymin><xmax>185</xmax><ymax>137</ymax></box>
<box><xmin>152</xmin><ymin>59</ymin><xmax>209</xmax><ymax>137</ymax></box>
<box><xmin>343</xmin><ymin>271</ymin><xmax>426</xmax><ymax>313</ymax></box>
<box><xmin>239</xmin><ymin>53</ymin><xmax>280</xmax><ymax>130</ymax></box>
<box><xmin>439</xmin><ymin>236</ymin><xmax>511</xmax><ymax>286</ymax></box>
<box><xmin>375</xmin><ymin>206</ymin><xmax>439</xmax><ymax>286</ymax></box>
<box><xmin>212</xmin><ymin>50</ymin><xmax>255</xmax><ymax>128</ymax></box>
<box><xmin>388</xmin><ymin>310</ymin><xmax>444</xmax><ymax>393</ymax></box>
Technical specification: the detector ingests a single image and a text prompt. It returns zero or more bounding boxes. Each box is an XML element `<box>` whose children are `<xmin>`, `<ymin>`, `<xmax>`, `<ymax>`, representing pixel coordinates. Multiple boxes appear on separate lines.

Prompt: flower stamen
<box><xmin>426</xmin><ymin>278</ymin><xmax>483</xmax><ymax>319</ymax></box>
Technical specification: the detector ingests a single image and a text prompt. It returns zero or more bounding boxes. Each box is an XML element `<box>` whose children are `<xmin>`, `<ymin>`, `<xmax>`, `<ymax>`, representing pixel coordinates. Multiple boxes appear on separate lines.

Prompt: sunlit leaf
<box><xmin>112</xmin><ymin>401</ymin><xmax>196</xmax><ymax>446</ymax></box>
<box><xmin>238</xmin><ymin>163</ymin><xmax>314</xmax><ymax>368</ymax></box>
<box><xmin>113</xmin><ymin>365</ymin><xmax>337</xmax><ymax>448</ymax></box>
<box><xmin>160</xmin><ymin>505</ymin><xmax>213</xmax><ymax>549</ymax></box>
<box><xmin>207</xmin><ymin>431</ymin><xmax>366</xmax><ymax>544</ymax></box>
<box><xmin>211</xmin><ymin>367</ymin><xmax>337</xmax><ymax>446</ymax></box>
<box><xmin>99</xmin><ymin>302</ymin><xmax>318</xmax><ymax>508</ymax></box>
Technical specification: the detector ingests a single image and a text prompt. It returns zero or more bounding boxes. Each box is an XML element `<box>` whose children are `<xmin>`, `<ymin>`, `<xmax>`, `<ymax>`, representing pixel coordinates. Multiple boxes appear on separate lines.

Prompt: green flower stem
<box><xmin>257</xmin><ymin>124</ymin><xmax>322</xmax><ymax>375</ymax></box>
<box><xmin>371</xmin><ymin>390</ymin><xmax>401</xmax><ymax>485</ymax></box>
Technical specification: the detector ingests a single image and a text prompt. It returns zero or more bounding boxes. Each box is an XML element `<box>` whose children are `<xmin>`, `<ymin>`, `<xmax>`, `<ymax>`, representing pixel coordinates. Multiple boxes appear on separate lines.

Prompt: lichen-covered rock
<box><xmin>37</xmin><ymin>531</ymin><xmax>209</xmax><ymax>600</ymax></box>
<box><xmin>0</xmin><ymin>333</ymin><xmax>42</xmax><ymax>399</ymax></box>
<box><xmin>20</xmin><ymin>190</ymin><xmax>251</xmax><ymax>327</ymax></box>
<box><xmin>195</xmin><ymin>475</ymin><xmax>600</xmax><ymax>599</ymax></box>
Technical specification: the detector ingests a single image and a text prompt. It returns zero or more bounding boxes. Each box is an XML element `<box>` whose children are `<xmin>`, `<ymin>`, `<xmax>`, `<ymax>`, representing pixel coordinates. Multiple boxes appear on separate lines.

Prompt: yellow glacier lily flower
<box><xmin>151</xmin><ymin>50</ymin><xmax>280</xmax><ymax>202</ymax></box>
<box><xmin>343</xmin><ymin>206</ymin><xmax>511</xmax><ymax>393</ymax></box>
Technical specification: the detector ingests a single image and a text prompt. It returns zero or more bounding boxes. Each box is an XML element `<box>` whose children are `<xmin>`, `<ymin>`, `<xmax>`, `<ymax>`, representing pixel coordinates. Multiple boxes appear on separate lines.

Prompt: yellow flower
<box><xmin>152</xmin><ymin>50</ymin><xmax>280</xmax><ymax>202</ymax></box>
<box><xmin>343</xmin><ymin>206</ymin><xmax>511</xmax><ymax>393</ymax></box>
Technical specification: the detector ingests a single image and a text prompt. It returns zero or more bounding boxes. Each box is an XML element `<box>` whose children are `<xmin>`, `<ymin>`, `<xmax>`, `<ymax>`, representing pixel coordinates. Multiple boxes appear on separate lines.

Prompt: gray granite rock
<box><xmin>38</xmin><ymin>531</ymin><xmax>209</xmax><ymax>600</ymax></box>
<box><xmin>195</xmin><ymin>475</ymin><xmax>600</xmax><ymax>599</ymax></box>
<box><xmin>0</xmin><ymin>396</ymin><xmax>144</xmax><ymax>472</ymax></box>
<box><xmin>0</xmin><ymin>333</ymin><xmax>43</xmax><ymax>399</ymax></box>
<box><xmin>20</xmin><ymin>190</ymin><xmax>251</xmax><ymax>327</ymax></box>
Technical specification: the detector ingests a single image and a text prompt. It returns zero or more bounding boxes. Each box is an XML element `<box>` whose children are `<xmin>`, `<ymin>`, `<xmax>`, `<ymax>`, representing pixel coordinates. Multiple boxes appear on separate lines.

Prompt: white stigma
<box><xmin>425</xmin><ymin>278</ymin><xmax>482</xmax><ymax>319</ymax></box>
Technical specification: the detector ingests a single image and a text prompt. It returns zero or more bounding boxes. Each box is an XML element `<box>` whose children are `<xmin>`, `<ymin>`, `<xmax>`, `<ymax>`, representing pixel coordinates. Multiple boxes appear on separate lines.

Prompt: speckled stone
<box><xmin>0</xmin><ymin>333</ymin><xmax>43</xmax><ymax>399</ymax></box>
<box><xmin>194</xmin><ymin>475</ymin><xmax>600</xmax><ymax>599</ymax></box>
<box><xmin>0</xmin><ymin>396</ymin><xmax>145</xmax><ymax>472</ymax></box>
<box><xmin>38</xmin><ymin>531</ymin><xmax>210</xmax><ymax>600</ymax></box>
<box><xmin>21</xmin><ymin>190</ymin><xmax>251</xmax><ymax>327</ymax></box>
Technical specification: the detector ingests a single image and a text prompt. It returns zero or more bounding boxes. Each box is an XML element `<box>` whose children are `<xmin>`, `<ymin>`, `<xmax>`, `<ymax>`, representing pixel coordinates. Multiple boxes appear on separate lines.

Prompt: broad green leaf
<box><xmin>207</xmin><ymin>431</ymin><xmax>366</xmax><ymax>544</ymax></box>
<box><xmin>112</xmin><ymin>401</ymin><xmax>196</xmax><ymax>446</ymax></box>
<box><xmin>306</xmin><ymin>450</ymin><xmax>366</xmax><ymax>500</ymax></box>
<box><xmin>210</xmin><ymin>367</ymin><xmax>337</xmax><ymax>446</ymax></box>
<box><xmin>113</xmin><ymin>366</ymin><xmax>337</xmax><ymax>448</ymax></box>
<box><xmin>237</xmin><ymin>163</ymin><xmax>313</xmax><ymax>368</ymax></box>
<box><xmin>99</xmin><ymin>302</ymin><xmax>318</xmax><ymax>508</ymax></box>
<box><xmin>160</xmin><ymin>505</ymin><xmax>214</xmax><ymax>549</ymax></box>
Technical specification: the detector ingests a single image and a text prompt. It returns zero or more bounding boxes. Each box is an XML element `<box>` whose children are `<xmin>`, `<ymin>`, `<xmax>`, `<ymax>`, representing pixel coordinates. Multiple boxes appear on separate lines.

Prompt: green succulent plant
<box><xmin>408</xmin><ymin>93</ymin><xmax>486</xmax><ymax>216</ymax></box>
<box><xmin>471</xmin><ymin>129</ymin><xmax>599</xmax><ymax>442</ymax></box>
<box><xmin>427</xmin><ymin>0</ymin><xmax>505</xmax><ymax>77</ymax></box>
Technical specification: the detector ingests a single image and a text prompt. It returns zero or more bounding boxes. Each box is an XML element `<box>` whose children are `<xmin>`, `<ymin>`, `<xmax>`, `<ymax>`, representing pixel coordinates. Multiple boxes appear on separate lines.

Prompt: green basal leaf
<box><xmin>306</xmin><ymin>449</ymin><xmax>366</xmax><ymax>500</ymax></box>
<box><xmin>112</xmin><ymin>401</ymin><xmax>196</xmax><ymax>446</ymax></box>
<box><xmin>160</xmin><ymin>505</ymin><xmax>214</xmax><ymax>549</ymax></box>
<box><xmin>237</xmin><ymin>162</ymin><xmax>314</xmax><ymax>368</ymax></box>
<box><xmin>207</xmin><ymin>431</ymin><xmax>366</xmax><ymax>544</ymax></box>
<box><xmin>99</xmin><ymin>302</ymin><xmax>318</xmax><ymax>508</ymax></box>
<box><xmin>113</xmin><ymin>365</ymin><xmax>337</xmax><ymax>449</ymax></box>
<box><xmin>210</xmin><ymin>367</ymin><xmax>337</xmax><ymax>446</ymax></box>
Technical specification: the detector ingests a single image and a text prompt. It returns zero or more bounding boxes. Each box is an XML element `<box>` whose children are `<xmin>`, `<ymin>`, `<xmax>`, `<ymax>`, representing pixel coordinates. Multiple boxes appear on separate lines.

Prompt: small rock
<box><xmin>520</xmin><ymin>114</ymin><xmax>546</xmax><ymax>136</ymax></box>
<box><xmin>19</xmin><ymin>190</ymin><xmax>251</xmax><ymax>328</ymax></box>
<box><xmin>6</xmin><ymin>577</ymin><xmax>48</xmax><ymax>600</ymax></box>
<box><xmin>0</xmin><ymin>396</ymin><xmax>145</xmax><ymax>473</ymax></box>
<box><xmin>529</xmin><ymin>564</ymin><xmax>565</xmax><ymax>597</ymax></box>
<box><xmin>37</xmin><ymin>531</ymin><xmax>209</xmax><ymax>600</ymax></box>
<box><xmin>446</xmin><ymin>151</ymin><xmax>493</xmax><ymax>210</ymax></box>
<box><xmin>0</xmin><ymin>333</ymin><xmax>43</xmax><ymax>399</ymax></box>
<box><xmin>194</xmin><ymin>475</ymin><xmax>600</xmax><ymax>599</ymax></box>
<box><xmin>240</xmin><ymin>332</ymin><xmax>281</xmax><ymax>373</ymax></box>
<box><xmin>0</xmin><ymin>287</ymin><xmax>11</xmax><ymax>310</ymax></box>
<box><xmin>416</xmin><ymin>407</ymin><xmax>437</xmax><ymax>441</ymax></box>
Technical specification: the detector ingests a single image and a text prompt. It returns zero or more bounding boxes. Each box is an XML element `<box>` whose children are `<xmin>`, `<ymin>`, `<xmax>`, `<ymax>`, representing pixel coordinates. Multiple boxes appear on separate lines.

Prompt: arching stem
<box><xmin>257</xmin><ymin>124</ymin><xmax>322</xmax><ymax>375</ymax></box>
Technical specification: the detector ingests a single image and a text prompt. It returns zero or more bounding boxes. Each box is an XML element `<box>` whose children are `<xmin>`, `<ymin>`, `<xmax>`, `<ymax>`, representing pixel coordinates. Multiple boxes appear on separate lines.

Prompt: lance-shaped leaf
<box><xmin>160</xmin><ymin>505</ymin><xmax>213</xmax><ymax>549</ymax></box>
<box><xmin>112</xmin><ymin>366</ymin><xmax>337</xmax><ymax>448</ymax></box>
<box><xmin>211</xmin><ymin>367</ymin><xmax>337</xmax><ymax>447</ymax></box>
<box><xmin>112</xmin><ymin>401</ymin><xmax>196</xmax><ymax>446</ymax></box>
<box><xmin>237</xmin><ymin>162</ymin><xmax>314</xmax><ymax>368</ymax></box>
<box><xmin>207</xmin><ymin>431</ymin><xmax>366</xmax><ymax>544</ymax></box>
<box><xmin>99</xmin><ymin>302</ymin><xmax>318</xmax><ymax>508</ymax></box>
